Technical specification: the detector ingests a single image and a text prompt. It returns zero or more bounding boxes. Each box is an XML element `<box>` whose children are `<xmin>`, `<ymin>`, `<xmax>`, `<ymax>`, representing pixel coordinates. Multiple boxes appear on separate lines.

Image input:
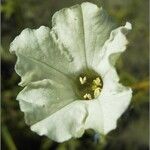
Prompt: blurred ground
<box><xmin>1</xmin><ymin>0</ymin><xmax>149</xmax><ymax>150</ymax></box>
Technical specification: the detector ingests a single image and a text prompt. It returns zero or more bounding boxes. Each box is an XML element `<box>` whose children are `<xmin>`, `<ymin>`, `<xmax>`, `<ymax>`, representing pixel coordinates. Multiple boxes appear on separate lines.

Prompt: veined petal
<box><xmin>52</xmin><ymin>2</ymin><xmax>116</xmax><ymax>69</ymax></box>
<box><xmin>87</xmin><ymin>23</ymin><xmax>132</xmax><ymax>133</ymax></box>
<box><xmin>83</xmin><ymin>80</ymin><xmax>132</xmax><ymax>134</ymax></box>
<box><xmin>31</xmin><ymin>101</ymin><xmax>88</xmax><ymax>142</ymax></box>
<box><xmin>97</xmin><ymin>72</ymin><xmax>132</xmax><ymax>134</ymax></box>
<box><xmin>95</xmin><ymin>22</ymin><xmax>132</xmax><ymax>77</ymax></box>
<box><xmin>84</xmin><ymin>100</ymin><xmax>103</xmax><ymax>133</ymax></box>
<box><xmin>10</xmin><ymin>26</ymin><xmax>75</xmax><ymax>86</ymax></box>
<box><xmin>17</xmin><ymin>79</ymin><xmax>77</xmax><ymax>125</ymax></box>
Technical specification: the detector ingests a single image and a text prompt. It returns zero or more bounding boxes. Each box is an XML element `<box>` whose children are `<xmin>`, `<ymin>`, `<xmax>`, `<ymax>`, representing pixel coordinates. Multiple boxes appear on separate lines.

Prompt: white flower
<box><xmin>10</xmin><ymin>2</ymin><xmax>132</xmax><ymax>142</ymax></box>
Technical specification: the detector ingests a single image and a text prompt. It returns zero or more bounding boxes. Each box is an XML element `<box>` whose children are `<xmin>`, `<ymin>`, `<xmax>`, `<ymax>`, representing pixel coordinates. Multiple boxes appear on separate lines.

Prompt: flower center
<box><xmin>76</xmin><ymin>70</ymin><xmax>103</xmax><ymax>100</ymax></box>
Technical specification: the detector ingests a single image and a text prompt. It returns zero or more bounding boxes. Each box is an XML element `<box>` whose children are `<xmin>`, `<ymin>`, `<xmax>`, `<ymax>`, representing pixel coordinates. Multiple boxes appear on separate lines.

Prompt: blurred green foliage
<box><xmin>1</xmin><ymin>0</ymin><xmax>149</xmax><ymax>150</ymax></box>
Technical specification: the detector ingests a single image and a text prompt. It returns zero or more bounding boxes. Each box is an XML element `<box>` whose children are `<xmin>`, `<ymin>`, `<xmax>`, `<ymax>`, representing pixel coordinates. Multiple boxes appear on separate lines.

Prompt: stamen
<box><xmin>83</xmin><ymin>93</ymin><xmax>92</xmax><ymax>100</ymax></box>
<box><xmin>77</xmin><ymin>71</ymin><xmax>103</xmax><ymax>100</ymax></box>
<box><xmin>94</xmin><ymin>87</ymin><xmax>101</xmax><ymax>98</ymax></box>
<box><xmin>93</xmin><ymin>77</ymin><xmax>101</xmax><ymax>86</ymax></box>
<box><xmin>79</xmin><ymin>76</ymin><xmax>87</xmax><ymax>84</ymax></box>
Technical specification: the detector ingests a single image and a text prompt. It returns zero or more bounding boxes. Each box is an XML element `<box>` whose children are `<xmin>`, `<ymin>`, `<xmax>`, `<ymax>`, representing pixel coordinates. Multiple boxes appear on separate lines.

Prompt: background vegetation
<box><xmin>1</xmin><ymin>0</ymin><xmax>149</xmax><ymax>149</ymax></box>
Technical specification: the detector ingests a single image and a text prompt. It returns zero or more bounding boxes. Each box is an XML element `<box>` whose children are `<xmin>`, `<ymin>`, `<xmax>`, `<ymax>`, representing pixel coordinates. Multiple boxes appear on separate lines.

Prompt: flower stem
<box><xmin>2</xmin><ymin>125</ymin><xmax>17</xmax><ymax>150</ymax></box>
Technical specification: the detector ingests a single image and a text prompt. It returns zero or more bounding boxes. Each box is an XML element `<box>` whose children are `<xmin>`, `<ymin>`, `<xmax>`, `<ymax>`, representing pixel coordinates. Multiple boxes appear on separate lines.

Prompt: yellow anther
<box><xmin>93</xmin><ymin>77</ymin><xmax>101</xmax><ymax>86</ymax></box>
<box><xmin>92</xmin><ymin>85</ymin><xmax>97</xmax><ymax>91</ymax></box>
<box><xmin>83</xmin><ymin>93</ymin><xmax>92</xmax><ymax>100</ymax></box>
<box><xmin>79</xmin><ymin>76</ymin><xmax>87</xmax><ymax>84</ymax></box>
<box><xmin>94</xmin><ymin>87</ymin><xmax>101</xmax><ymax>98</ymax></box>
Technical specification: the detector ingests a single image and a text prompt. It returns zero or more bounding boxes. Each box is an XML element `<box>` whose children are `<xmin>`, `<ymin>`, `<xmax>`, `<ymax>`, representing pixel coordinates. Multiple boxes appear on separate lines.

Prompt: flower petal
<box><xmin>10</xmin><ymin>26</ymin><xmax>75</xmax><ymax>86</ymax></box>
<box><xmin>17</xmin><ymin>79</ymin><xmax>77</xmax><ymax>125</ymax></box>
<box><xmin>100</xmin><ymin>75</ymin><xmax>132</xmax><ymax>134</ymax></box>
<box><xmin>30</xmin><ymin>101</ymin><xmax>88</xmax><ymax>142</ymax></box>
<box><xmin>86</xmin><ymin>22</ymin><xmax>132</xmax><ymax>133</ymax></box>
<box><xmin>52</xmin><ymin>2</ymin><xmax>116</xmax><ymax>69</ymax></box>
<box><xmin>83</xmin><ymin>66</ymin><xmax>132</xmax><ymax>134</ymax></box>
<box><xmin>84</xmin><ymin>100</ymin><xmax>104</xmax><ymax>133</ymax></box>
<box><xmin>83</xmin><ymin>81</ymin><xmax>132</xmax><ymax>134</ymax></box>
<box><xmin>95</xmin><ymin>22</ymin><xmax>132</xmax><ymax>77</ymax></box>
